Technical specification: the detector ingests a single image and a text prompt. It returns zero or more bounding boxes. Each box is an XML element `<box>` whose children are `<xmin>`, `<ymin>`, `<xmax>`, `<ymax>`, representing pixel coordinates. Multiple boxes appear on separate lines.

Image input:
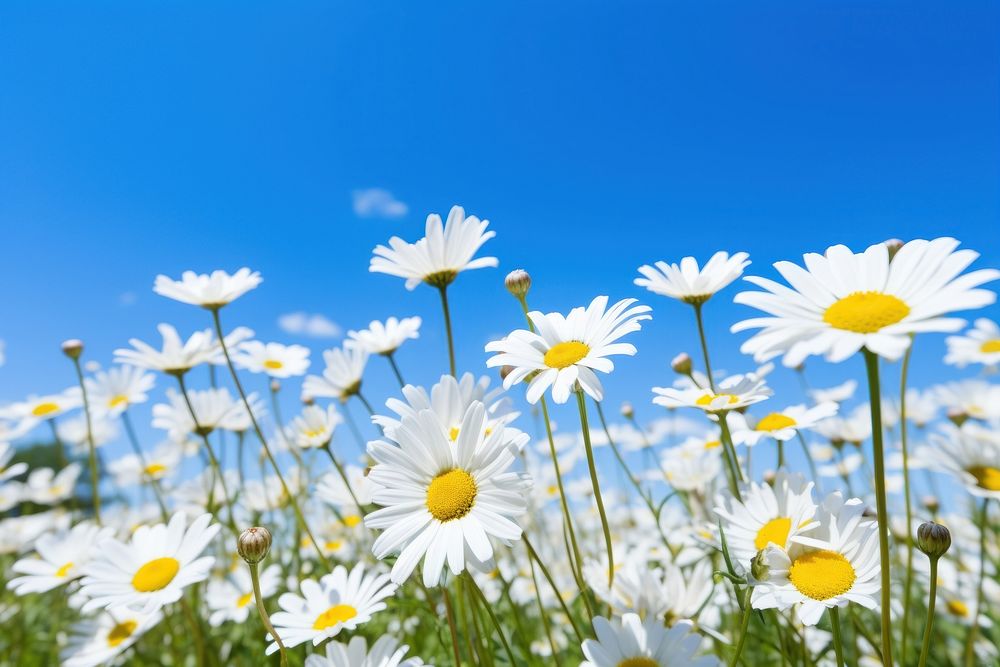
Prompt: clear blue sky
<box><xmin>1</xmin><ymin>2</ymin><xmax>998</xmax><ymax>482</ymax></box>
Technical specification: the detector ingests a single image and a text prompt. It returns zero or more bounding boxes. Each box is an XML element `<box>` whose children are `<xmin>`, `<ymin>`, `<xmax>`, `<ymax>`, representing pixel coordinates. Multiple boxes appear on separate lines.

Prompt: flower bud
<box><xmin>750</xmin><ymin>548</ymin><xmax>771</xmax><ymax>582</ymax></box>
<box><xmin>237</xmin><ymin>526</ymin><xmax>272</xmax><ymax>564</ymax></box>
<box><xmin>499</xmin><ymin>365</ymin><xmax>515</xmax><ymax>382</ymax></box>
<box><xmin>504</xmin><ymin>269</ymin><xmax>531</xmax><ymax>298</ymax></box>
<box><xmin>620</xmin><ymin>402</ymin><xmax>634</xmax><ymax>419</ymax></box>
<box><xmin>884</xmin><ymin>238</ymin><xmax>904</xmax><ymax>261</ymax></box>
<box><xmin>916</xmin><ymin>522</ymin><xmax>951</xmax><ymax>559</ymax></box>
<box><xmin>671</xmin><ymin>353</ymin><xmax>693</xmax><ymax>375</ymax></box>
<box><xmin>270</xmin><ymin>379</ymin><xmax>281</xmax><ymax>393</ymax></box>
<box><xmin>61</xmin><ymin>339</ymin><xmax>84</xmax><ymax>360</ymax></box>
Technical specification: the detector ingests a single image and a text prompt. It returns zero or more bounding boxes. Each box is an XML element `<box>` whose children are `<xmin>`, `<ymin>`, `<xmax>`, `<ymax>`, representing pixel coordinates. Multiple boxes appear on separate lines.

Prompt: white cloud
<box><xmin>278</xmin><ymin>312</ymin><xmax>342</xmax><ymax>339</ymax></box>
<box><xmin>352</xmin><ymin>188</ymin><xmax>408</xmax><ymax>219</ymax></box>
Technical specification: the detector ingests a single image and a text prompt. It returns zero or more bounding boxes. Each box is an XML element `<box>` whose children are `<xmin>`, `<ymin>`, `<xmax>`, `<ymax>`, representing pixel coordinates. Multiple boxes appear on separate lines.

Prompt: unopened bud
<box><xmin>61</xmin><ymin>339</ymin><xmax>84</xmax><ymax>360</ymax></box>
<box><xmin>499</xmin><ymin>365</ymin><xmax>515</xmax><ymax>381</ymax></box>
<box><xmin>762</xmin><ymin>470</ymin><xmax>776</xmax><ymax>485</ymax></box>
<box><xmin>270</xmin><ymin>380</ymin><xmax>281</xmax><ymax>393</ymax></box>
<box><xmin>237</xmin><ymin>526</ymin><xmax>272</xmax><ymax>564</ymax></box>
<box><xmin>947</xmin><ymin>410</ymin><xmax>968</xmax><ymax>427</ymax></box>
<box><xmin>301</xmin><ymin>394</ymin><xmax>315</xmax><ymax>406</ymax></box>
<box><xmin>884</xmin><ymin>238</ymin><xmax>904</xmax><ymax>261</ymax></box>
<box><xmin>916</xmin><ymin>522</ymin><xmax>951</xmax><ymax>559</ymax></box>
<box><xmin>750</xmin><ymin>548</ymin><xmax>771</xmax><ymax>582</ymax></box>
<box><xmin>620</xmin><ymin>402</ymin><xmax>634</xmax><ymax>419</ymax></box>
<box><xmin>504</xmin><ymin>269</ymin><xmax>531</xmax><ymax>298</ymax></box>
<box><xmin>671</xmin><ymin>353</ymin><xmax>693</xmax><ymax>375</ymax></box>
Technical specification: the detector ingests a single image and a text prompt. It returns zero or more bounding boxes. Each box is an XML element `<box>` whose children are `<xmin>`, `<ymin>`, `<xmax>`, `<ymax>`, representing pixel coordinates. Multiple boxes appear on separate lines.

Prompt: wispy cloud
<box><xmin>352</xmin><ymin>188</ymin><xmax>408</xmax><ymax>219</ymax></box>
<box><xmin>277</xmin><ymin>312</ymin><xmax>342</xmax><ymax>339</ymax></box>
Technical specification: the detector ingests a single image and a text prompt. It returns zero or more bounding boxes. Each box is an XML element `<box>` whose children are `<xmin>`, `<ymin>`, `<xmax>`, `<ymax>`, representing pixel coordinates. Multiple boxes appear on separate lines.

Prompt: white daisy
<box><xmin>731</xmin><ymin>402</ymin><xmax>838</xmax><ymax>447</ymax></box>
<box><xmin>581</xmin><ymin>613</ymin><xmax>719</xmax><ymax>667</ymax></box>
<box><xmin>369</xmin><ymin>205</ymin><xmax>497</xmax><ymax>290</ymax></box>
<box><xmin>84</xmin><ymin>366</ymin><xmax>156</xmax><ymax>418</ymax></box>
<box><xmin>286</xmin><ymin>404</ymin><xmax>343</xmax><ymax>449</ymax></box>
<box><xmin>732</xmin><ymin>238</ymin><xmax>1000</xmax><ymax>365</ymax></box>
<box><xmin>153</xmin><ymin>268</ymin><xmax>262</xmax><ymax>309</ymax></box>
<box><xmin>303</xmin><ymin>343</ymin><xmax>369</xmax><ymax>402</ymax></box>
<box><xmin>305</xmin><ymin>635</ymin><xmax>428</xmax><ymax>667</ymax></box>
<box><xmin>917</xmin><ymin>423</ymin><xmax>1000</xmax><ymax>500</ymax></box>
<box><xmin>114</xmin><ymin>323</ymin><xmax>253</xmax><ymax>375</ymax></box>
<box><xmin>652</xmin><ymin>371</ymin><xmax>771</xmax><ymax>414</ymax></box>
<box><xmin>206</xmin><ymin>563</ymin><xmax>281</xmax><ymax>627</ymax></box>
<box><xmin>80</xmin><ymin>512</ymin><xmax>219</xmax><ymax>613</ymax></box>
<box><xmin>634</xmin><ymin>251</ymin><xmax>750</xmax><ymax>303</ymax></box>
<box><xmin>8</xmin><ymin>522</ymin><xmax>112</xmax><ymax>594</ymax></box>
<box><xmin>152</xmin><ymin>388</ymin><xmax>252</xmax><ymax>441</ymax></box>
<box><xmin>0</xmin><ymin>389</ymin><xmax>81</xmax><ymax>433</ymax></box>
<box><xmin>485</xmin><ymin>296</ymin><xmax>652</xmax><ymax>404</ymax></box>
<box><xmin>317</xmin><ymin>464</ymin><xmax>374</xmax><ymax>510</ymax></box>
<box><xmin>267</xmin><ymin>563</ymin><xmax>397</xmax><ymax>654</ymax></box>
<box><xmin>714</xmin><ymin>471</ymin><xmax>820</xmax><ymax>570</ymax></box>
<box><xmin>808</xmin><ymin>380</ymin><xmax>858</xmax><ymax>405</ymax></box>
<box><xmin>57</xmin><ymin>414</ymin><xmax>119</xmax><ymax>455</ymax></box>
<box><xmin>812</xmin><ymin>405</ymin><xmax>873</xmax><ymax>445</ymax></box>
<box><xmin>60</xmin><ymin>607</ymin><xmax>163</xmax><ymax>667</ymax></box>
<box><xmin>365</xmin><ymin>401</ymin><xmax>531</xmax><ymax>586</ymax></box>
<box><xmin>585</xmin><ymin>559</ymin><xmax>714</xmax><ymax>625</ymax></box>
<box><xmin>107</xmin><ymin>442</ymin><xmax>183</xmax><ymax>488</ymax></box>
<box><xmin>945</xmin><ymin>318</ymin><xmax>1000</xmax><ymax>368</ymax></box>
<box><xmin>659</xmin><ymin>436</ymin><xmax>724</xmax><ymax>494</ymax></box>
<box><xmin>0</xmin><ymin>442</ymin><xmax>28</xmax><ymax>483</ymax></box>
<box><xmin>25</xmin><ymin>463</ymin><xmax>82</xmax><ymax>505</ymax></box>
<box><xmin>750</xmin><ymin>492</ymin><xmax>881</xmax><ymax>625</ymax></box>
<box><xmin>234</xmin><ymin>340</ymin><xmax>311</xmax><ymax>378</ymax></box>
<box><xmin>348</xmin><ymin>317</ymin><xmax>422</xmax><ymax>355</ymax></box>
<box><xmin>933</xmin><ymin>379</ymin><xmax>1000</xmax><ymax>422</ymax></box>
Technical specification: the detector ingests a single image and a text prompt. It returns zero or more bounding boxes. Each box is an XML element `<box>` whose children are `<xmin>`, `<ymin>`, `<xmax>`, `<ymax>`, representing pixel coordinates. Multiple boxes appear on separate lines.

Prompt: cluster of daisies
<box><xmin>1</xmin><ymin>206</ymin><xmax>999</xmax><ymax>667</ymax></box>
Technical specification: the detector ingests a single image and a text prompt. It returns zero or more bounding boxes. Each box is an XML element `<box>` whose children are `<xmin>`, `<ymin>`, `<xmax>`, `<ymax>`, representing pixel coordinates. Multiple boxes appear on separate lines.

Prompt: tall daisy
<box><xmin>61</xmin><ymin>607</ymin><xmax>163</xmax><ymax>667</ymax></box>
<box><xmin>8</xmin><ymin>522</ymin><xmax>113</xmax><ymax>595</ymax></box>
<box><xmin>635</xmin><ymin>251</ymin><xmax>750</xmax><ymax>304</ymax></box>
<box><xmin>917</xmin><ymin>423</ymin><xmax>1000</xmax><ymax>500</ymax></box>
<box><xmin>80</xmin><ymin>512</ymin><xmax>219</xmax><ymax>613</ymax></box>
<box><xmin>285</xmin><ymin>404</ymin><xmax>343</xmax><ymax>450</ymax></box>
<box><xmin>348</xmin><ymin>317</ymin><xmax>422</xmax><ymax>356</ymax></box>
<box><xmin>945</xmin><ymin>318</ymin><xmax>1000</xmax><ymax>368</ymax></box>
<box><xmin>365</xmin><ymin>401</ymin><xmax>531</xmax><ymax>586</ymax></box>
<box><xmin>730</xmin><ymin>402</ymin><xmax>838</xmax><ymax>447</ymax></box>
<box><xmin>303</xmin><ymin>343</ymin><xmax>369</xmax><ymax>403</ymax></box>
<box><xmin>732</xmin><ymin>238</ymin><xmax>1000</xmax><ymax>366</ymax></box>
<box><xmin>750</xmin><ymin>492</ymin><xmax>881</xmax><ymax>626</ymax></box>
<box><xmin>305</xmin><ymin>635</ymin><xmax>428</xmax><ymax>667</ymax></box>
<box><xmin>114</xmin><ymin>323</ymin><xmax>252</xmax><ymax>376</ymax></box>
<box><xmin>84</xmin><ymin>366</ymin><xmax>156</xmax><ymax>418</ymax></box>
<box><xmin>652</xmin><ymin>371</ymin><xmax>771</xmax><ymax>414</ymax></box>
<box><xmin>206</xmin><ymin>563</ymin><xmax>282</xmax><ymax>627</ymax></box>
<box><xmin>0</xmin><ymin>389</ymin><xmax>81</xmax><ymax>433</ymax></box>
<box><xmin>485</xmin><ymin>295</ymin><xmax>652</xmax><ymax>404</ymax></box>
<box><xmin>153</xmin><ymin>268</ymin><xmax>262</xmax><ymax>309</ymax></box>
<box><xmin>581</xmin><ymin>613</ymin><xmax>719</xmax><ymax>667</ymax></box>
<box><xmin>267</xmin><ymin>563</ymin><xmax>397</xmax><ymax>654</ymax></box>
<box><xmin>234</xmin><ymin>341</ymin><xmax>311</xmax><ymax>378</ymax></box>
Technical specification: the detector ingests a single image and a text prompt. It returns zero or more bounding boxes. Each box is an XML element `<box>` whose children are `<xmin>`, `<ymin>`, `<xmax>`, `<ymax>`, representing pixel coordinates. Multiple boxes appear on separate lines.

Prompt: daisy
<box><xmin>303</xmin><ymin>343</ymin><xmax>369</xmax><ymax>402</ymax></box>
<box><xmin>732</xmin><ymin>237</ymin><xmax>1000</xmax><ymax>365</ymax></box>
<box><xmin>107</xmin><ymin>442</ymin><xmax>183</xmax><ymax>488</ymax></box>
<box><xmin>364</xmin><ymin>401</ymin><xmax>531</xmax><ymax>587</ymax></box>
<box><xmin>808</xmin><ymin>380</ymin><xmax>858</xmax><ymax>405</ymax></box>
<box><xmin>286</xmin><ymin>404</ymin><xmax>343</xmax><ymax>450</ymax></box>
<box><xmin>0</xmin><ymin>389</ymin><xmax>81</xmax><ymax>433</ymax></box>
<box><xmin>234</xmin><ymin>340</ymin><xmax>311</xmax><ymax>378</ymax></box>
<box><xmin>152</xmin><ymin>388</ymin><xmax>251</xmax><ymax>440</ymax></box>
<box><xmin>581</xmin><ymin>613</ymin><xmax>719</xmax><ymax>667</ymax></box>
<box><xmin>80</xmin><ymin>512</ymin><xmax>219</xmax><ymax>613</ymax></box>
<box><xmin>585</xmin><ymin>559</ymin><xmax>714</xmax><ymax>625</ymax></box>
<box><xmin>731</xmin><ymin>402</ymin><xmax>838</xmax><ymax>447</ymax></box>
<box><xmin>8</xmin><ymin>522</ymin><xmax>112</xmax><ymax>594</ymax></box>
<box><xmin>153</xmin><ymin>268</ymin><xmax>262</xmax><ymax>309</ymax></box>
<box><xmin>25</xmin><ymin>464</ymin><xmax>82</xmax><ymax>505</ymax></box>
<box><xmin>317</xmin><ymin>465</ymin><xmax>374</xmax><ymax>510</ymax></box>
<box><xmin>652</xmin><ymin>371</ymin><xmax>771</xmax><ymax>413</ymax></box>
<box><xmin>751</xmin><ymin>492</ymin><xmax>881</xmax><ymax>625</ymax></box>
<box><xmin>945</xmin><ymin>318</ymin><xmax>1000</xmax><ymax>368</ymax></box>
<box><xmin>659</xmin><ymin>437</ymin><xmax>723</xmax><ymax>494</ymax></box>
<box><xmin>933</xmin><ymin>379</ymin><xmax>1000</xmax><ymax>422</ymax></box>
<box><xmin>714</xmin><ymin>471</ymin><xmax>820</xmax><ymax>569</ymax></box>
<box><xmin>634</xmin><ymin>251</ymin><xmax>750</xmax><ymax>304</ymax></box>
<box><xmin>917</xmin><ymin>423</ymin><xmax>1000</xmax><ymax>499</ymax></box>
<box><xmin>305</xmin><ymin>635</ymin><xmax>427</xmax><ymax>667</ymax></box>
<box><xmin>115</xmin><ymin>323</ymin><xmax>253</xmax><ymax>375</ymax></box>
<box><xmin>369</xmin><ymin>205</ymin><xmax>497</xmax><ymax>290</ymax></box>
<box><xmin>61</xmin><ymin>607</ymin><xmax>163</xmax><ymax>667</ymax></box>
<box><xmin>84</xmin><ymin>366</ymin><xmax>156</xmax><ymax>418</ymax></box>
<box><xmin>373</xmin><ymin>373</ymin><xmax>520</xmax><ymax>445</ymax></box>
<box><xmin>267</xmin><ymin>563</ymin><xmax>397</xmax><ymax>654</ymax></box>
<box><xmin>206</xmin><ymin>563</ymin><xmax>281</xmax><ymax>627</ymax></box>
<box><xmin>57</xmin><ymin>414</ymin><xmax>119</xmax><ymax>455</ymax></box>
<box><xmin>0</xmin><ymin>442</ymin><xmax>28</xmax><ymax>483</ymax></box>
<box><xmin>812</xmin><ymin>405</ymin><xmax>873</xmax><ymax>446</ymax></box>
<box><xmin>348</xmin><ymin>317</ymin><xmax>422</xmax><ymax>355</ymax></box>
<box><xmin>485</xmin><ymin>295</ymin><xmax>652</xmax><ymax>404</ymax></box>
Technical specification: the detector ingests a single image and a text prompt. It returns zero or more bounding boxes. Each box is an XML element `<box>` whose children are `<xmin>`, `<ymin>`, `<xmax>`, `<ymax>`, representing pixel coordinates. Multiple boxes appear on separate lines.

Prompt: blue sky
<box><xmin>1</xmin><ymin>2</ymin><xmax>998</xmax><ymax>496</ymax></box>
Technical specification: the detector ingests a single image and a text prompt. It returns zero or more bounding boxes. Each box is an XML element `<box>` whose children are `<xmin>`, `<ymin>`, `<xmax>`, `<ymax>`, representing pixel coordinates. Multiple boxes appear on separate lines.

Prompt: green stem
<box><xmin>964</xmin><ymin>499</ymin><xmax>989</xmax><ymax>667</ymax></box>
<box><xmin>321</xmin><ymin>444</ymin><xmax>365</xmax><ymax>516</ymax></box>
<box><xmin>523</xmin><ymin>535</ymin><xmax>585</xmax><ymax>644</ymax></box>
<box><xmin>385</xmin><ymin>352</ymin><xmax>406</xmax><ymax>388</ymax></box>
<box><xmin>527</xmin><ymin>549</ymin><xmax>562</xmax><ymax>666</ymax></box>
<box><xmin>917</xmin><ymin>557</ymin><xmax>939</xmax><ymax>667</ymax></box>
<box><xmin>249</xmin><ymin>561</ymin><xmax>288</xmax><ymax>667</ymax></box>
<box><xmin>465</xmin><ymin>572</ymin><xmax>517</xmax><ymax>667</ymax></box>
<box><xmin>355</xmin><ymin>391</ymin><xmax>376</xmax><ymax>417</ymax></box>
<box><xmin>438</xmin><ymin>285</ymin><xmax>457</xmax><ymax>376</ymax></box>
<box><xmin>899</xmin><ymin>341</ymin><xmax>915</xmax><ymax>665</ymax></box>
<box><xmin>729</xmin><ymin>587</ymin><xmax>753</xmax><ymax>667</ymax></box>
<box><xmin>692</xmin><ymin>301</ymin><xmax>716</xmax><ymax>391</ymax></box>
<box><xmin>776</xmin><ymin>439</ymin><xmax>785</xmax><ymax>470</ymax></box>
<box><xmin>120</xmin><ymin>410</ymin><xmax>169</xmax><ymax>520</ymax></box>
<box><xmin>862</xmin><ymin>348</ymin><xmax>895</xmax><ymax>667</ymax></box>
<box><xmin>830</xmin><ymin>607</ymin><xmax>846</xmax><ymax>667</ymax></box>
<box><xmin>576</xmin><ymin>390</ymin><xmax>614</xmax><ymax>588</ymax></box>
<box><xmin>717</xmin><ymin>414</ymin><xmax>744</xmax><ymax>498</ymax></box>
<box><xmin>70</xmin><ymin>357</ymin><xmax>101</xmax><ymax>524</ymax></box>
<box><xmin>441</xmin><ymin>584</ymin><xmax>464</xmax><ymax>666</ymax></box>
<box><xmin>796</xmin><ymin>430</ymin><xmax>819</xmax><ymax>482</ymax></box>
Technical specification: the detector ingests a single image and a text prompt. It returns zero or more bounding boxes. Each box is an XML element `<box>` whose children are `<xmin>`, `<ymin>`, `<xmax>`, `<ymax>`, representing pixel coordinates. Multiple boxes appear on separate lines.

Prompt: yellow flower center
<box><xmin>109</xmin><ymin>395</ymin><xmax>129</xmax><ymax>408</ymax></box>
<box><xmin>788</xmin><ymin>550</ymin><xmax>856</xmax><ymax>601</ymax></box>
<box><xmin>426</xmin><ymin>469</ymin><xmax>477</xmax><ymax>522</ymax></box>
<box><xmin>144</xmin><ymin>463</ymin><xmax>167</xmax><ymax>476</ymax></box>
<box><xmin>617</xmin><ymin>658</ymin><xmax>660</xmax><ymax>667</ymax></box>
<box><xmin>754</xmin><ymin>517</ymin><xmax>792</xmax><ymax>550</ymax></box>
<box><xmin>55</xmin><ymin>562</ymin><xmax>74</xmax><ymax>578</ymax></box>
<box><xmin>131</xmin><ymin>557</ymin><xmax>180</xmax><ymax>592</ymax></box>
<box><xmin>546</xmin><ymin>484</ymin><xmax>558</xmax><ymax>496</ymax></box>
<box><xmin>704</xmin><ymin>439</ymin><xmax>721</xmax><ymax>449</ymax></box>
<box><xmin>448</xmin><ymin>426</ymin><xmax>461</xmax><ymax>441</ymax></box>
<box><xmin>695</xmin><ymin>393</ymin><xmax>739</xmax><ymax>408</ymax></box>
<box><xmin>543</xmin><ymin>341</ymin><xmax>590</xmax><ymax>369</ymax></box>
<box><xmin>312</xmin><ymin>604</ymin><xmax>357</xmax><ymax>630</ymax></box>
<box><xmin>822</xmin><ymin>291</ymin><xmax>910</xmax><ymax>334</ymax></box>
<box><xmin>31</xmin><ymin>402</ymin><xmax>60</xmax><ymax>417</ymax></box>
<box><xmin>756</xmin><ymin>413</ymin><xmax>796</xmax><ymax>432</ymax></box>
<box><xmin>263</xmin><ymin>359</ymin><xmax>284</xmax><ymax>370</ymax></box>
<box><xmin>107</xmin><ymin>620</ymin><xmax>137</xmax><ymax>647</ymax></box>
<box><xmin>947</xmin><ymin>600</ymin><xmax>969</xmax><ymax>617</ymax></box>
<box><xmin>342</xmin><ymin>514</ymin><xmax>362</xmax><ymax>528</ymax></box>
<box><xmin>980</xmin><ymin>340</ymin><xmax>1000</xmax><ymax>354</ymax></box>
<box><xmin>237</xmin><ymin>592</ymin><xmax>253</xmax><ymax>608</ymax></box>
<box><xmin>324</xmin><ymin>540</ymin><xmax>343</xmax><ymax>552</ymax></box>
<box><xmin>967</xmin><ymin>466</ymin><xmax>1000</xmax><ymax>492</ymax></box>
<box><xmin>302</xmin><ymin>428</ymin><xmax>327</xmax><ymax>439</ymax></box>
